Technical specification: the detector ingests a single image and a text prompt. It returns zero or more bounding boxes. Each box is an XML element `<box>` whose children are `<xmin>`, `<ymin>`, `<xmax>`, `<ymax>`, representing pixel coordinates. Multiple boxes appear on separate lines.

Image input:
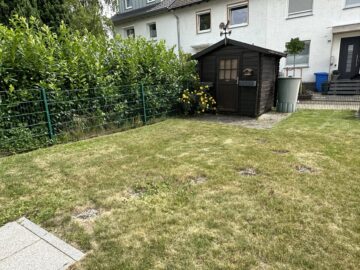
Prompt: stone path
<box><xmin>194</xmin><ymin>112</ymin><xmax>291</xmax><ymax>129</ymax></box>
<box><xmin>0</xmin><ymin>217</ymin><xmax>85</xmax><ymax>270</ymax></box>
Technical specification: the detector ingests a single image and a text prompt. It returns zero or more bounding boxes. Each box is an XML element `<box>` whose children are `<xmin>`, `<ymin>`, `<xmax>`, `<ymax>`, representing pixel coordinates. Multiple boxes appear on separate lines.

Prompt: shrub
<box><xmin>180</xmin><ymin>85</ymin><xmax>216</xmax><ymax>115</ymax></box>
<box><xmin>0</xmin><ymin>16</ymin><xmax>198</xmax><ymax>154</ymax></box>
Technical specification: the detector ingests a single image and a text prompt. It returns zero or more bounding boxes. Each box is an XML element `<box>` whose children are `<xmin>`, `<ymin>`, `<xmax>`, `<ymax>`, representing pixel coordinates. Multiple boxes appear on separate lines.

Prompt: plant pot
<box><xmin>276</xmin><ymin>77</ymin><xmax>301</xmax><ymax>113</ymax></box>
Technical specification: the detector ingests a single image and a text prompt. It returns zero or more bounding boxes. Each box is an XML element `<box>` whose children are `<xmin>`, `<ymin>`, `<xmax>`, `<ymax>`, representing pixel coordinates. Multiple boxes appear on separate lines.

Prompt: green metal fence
<box><xmin>0</xmin><ymin>83</ymin><xmax>183</xmax><ymax>155</ymax></box>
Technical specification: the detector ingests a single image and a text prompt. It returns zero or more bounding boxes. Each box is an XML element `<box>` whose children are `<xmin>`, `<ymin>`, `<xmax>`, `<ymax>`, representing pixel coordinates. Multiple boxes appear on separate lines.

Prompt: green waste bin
<box><xmin>276</xmin><ymin>77</ymin><xmax>301</xmax><ymax>113</ymax></box>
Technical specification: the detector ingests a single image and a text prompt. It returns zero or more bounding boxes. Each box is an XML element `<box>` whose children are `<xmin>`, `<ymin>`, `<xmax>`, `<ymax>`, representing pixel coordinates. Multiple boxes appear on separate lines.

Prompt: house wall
<box><xmin>117</xmin><ymin>12</ymin><xmax>179</xmax><ymax>50</ymax></box>
<box><xmin>114</xmin><ymin>0</ymin><xmax>360</xmax><ymax>83</ymax></box>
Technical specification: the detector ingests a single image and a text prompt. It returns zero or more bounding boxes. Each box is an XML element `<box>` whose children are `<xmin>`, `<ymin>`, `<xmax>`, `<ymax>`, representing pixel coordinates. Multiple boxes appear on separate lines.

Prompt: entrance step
<box><xmin>327</xmin><ymin>80</ymin><xmax>360</xmax><ymax>95</ymax></box>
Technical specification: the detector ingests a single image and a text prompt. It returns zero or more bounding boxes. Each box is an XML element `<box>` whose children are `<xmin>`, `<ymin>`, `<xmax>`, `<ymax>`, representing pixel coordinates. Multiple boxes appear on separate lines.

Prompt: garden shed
<box><xmin>193</xmin><ymin>39</ymin><xmax>286</xmax><ymax>117</ymax></box>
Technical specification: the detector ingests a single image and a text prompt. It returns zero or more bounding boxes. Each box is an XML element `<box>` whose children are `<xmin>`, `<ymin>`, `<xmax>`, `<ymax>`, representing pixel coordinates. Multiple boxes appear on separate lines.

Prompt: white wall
<box><xmin>114</xmin><ymin>0</ymin><xmax>360</xmax><ymax>83</ymax></box>
<box><xmin>174</xmin><ymin>0</ymin><xmax>268</xmax><ymax>53</ymax></box>
<box><xmin>115</xmin><ymin>12</ymin><xmax>179</xmax><ymax>50</ymax></box>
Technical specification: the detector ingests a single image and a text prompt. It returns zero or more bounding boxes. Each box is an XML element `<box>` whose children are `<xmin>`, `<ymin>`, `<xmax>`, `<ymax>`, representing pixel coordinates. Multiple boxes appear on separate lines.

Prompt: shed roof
<box><xmin>192</xmin><ymin>39</ymin><xmax>287</xmax><ymax>59</ymax></box>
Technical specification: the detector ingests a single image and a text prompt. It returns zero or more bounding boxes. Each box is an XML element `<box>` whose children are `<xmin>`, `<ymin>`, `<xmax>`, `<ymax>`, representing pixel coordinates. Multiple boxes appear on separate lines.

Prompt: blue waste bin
<box><xmin>314</xmin><ymin>72</ymin><xmax>329</xmax><ymax>92</ymax></box>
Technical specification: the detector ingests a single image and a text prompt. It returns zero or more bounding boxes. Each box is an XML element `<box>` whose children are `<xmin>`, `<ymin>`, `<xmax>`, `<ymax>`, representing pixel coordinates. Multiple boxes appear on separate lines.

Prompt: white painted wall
<box><xmin>117</xmin><ymin>12</ymin><xmax>179</xmax><ymax>50</ymax></box>
<box><xmin>114</xmin><ymin>0</ymin><xmax>360</xmax><ymax>83</ymax></box>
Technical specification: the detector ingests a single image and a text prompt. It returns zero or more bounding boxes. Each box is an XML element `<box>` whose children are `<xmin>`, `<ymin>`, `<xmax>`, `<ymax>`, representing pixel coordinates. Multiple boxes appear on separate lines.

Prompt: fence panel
<box><xmin>0</xmin><ymin>83</ymin><xmax>183</xmax><ymax>156</ymax></box>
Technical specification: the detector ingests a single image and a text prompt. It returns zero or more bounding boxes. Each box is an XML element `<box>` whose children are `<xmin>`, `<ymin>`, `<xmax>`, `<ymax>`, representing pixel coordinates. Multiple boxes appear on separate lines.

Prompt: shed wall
<box><xmin>258</xmin><ymin>55</ymin><xmax>277</xmax><ymax>115</ymax></box>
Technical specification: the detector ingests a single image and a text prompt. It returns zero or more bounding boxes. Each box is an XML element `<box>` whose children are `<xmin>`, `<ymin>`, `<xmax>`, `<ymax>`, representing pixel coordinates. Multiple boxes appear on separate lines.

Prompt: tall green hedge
<box><xmin>0</xmin><ymin>16</ymin><xmax>197</xmax><ymax>154</ymax></box>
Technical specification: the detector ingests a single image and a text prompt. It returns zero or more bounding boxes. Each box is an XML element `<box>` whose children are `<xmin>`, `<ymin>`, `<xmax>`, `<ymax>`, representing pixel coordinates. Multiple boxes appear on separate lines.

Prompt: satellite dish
<box><xmin>219</xmin><ymin>22</ymin><xmax>225</xmax><ymax>30</ymax></box>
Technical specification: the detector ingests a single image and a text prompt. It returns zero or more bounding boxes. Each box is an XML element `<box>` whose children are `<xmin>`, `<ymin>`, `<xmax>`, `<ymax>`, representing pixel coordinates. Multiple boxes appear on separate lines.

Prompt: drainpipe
<box><xmin>171</xmin><ymin>11</ymin><xmax>181</xmax><ymax>54</ymax></box>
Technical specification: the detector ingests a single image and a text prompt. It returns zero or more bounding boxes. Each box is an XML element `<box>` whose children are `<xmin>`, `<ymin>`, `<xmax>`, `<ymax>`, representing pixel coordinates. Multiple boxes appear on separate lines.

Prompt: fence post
<box><xmin>140</xmin><ymin>83</ymin><xmax>147</xmax><ymax>124</ymax></box>
<box><xmin>40</xmin><ymin>87</ymin><xmax>54</xmax><ymax>140</ymax></box>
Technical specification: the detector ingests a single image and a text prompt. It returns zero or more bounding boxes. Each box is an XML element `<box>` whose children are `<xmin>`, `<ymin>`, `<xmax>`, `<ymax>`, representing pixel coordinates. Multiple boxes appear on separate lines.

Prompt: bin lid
<box><xmin>314</xmin><ymin>72</ymin><xmax>329</xmax><ymax>75</ymax></box>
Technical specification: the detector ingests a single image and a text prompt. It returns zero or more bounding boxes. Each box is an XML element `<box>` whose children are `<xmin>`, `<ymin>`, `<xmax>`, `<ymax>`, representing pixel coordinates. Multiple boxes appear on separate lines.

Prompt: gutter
<box><xmin>171</xmin><ymin>11</ymin><xmax>181</xmax><ymax>54</ymax></box>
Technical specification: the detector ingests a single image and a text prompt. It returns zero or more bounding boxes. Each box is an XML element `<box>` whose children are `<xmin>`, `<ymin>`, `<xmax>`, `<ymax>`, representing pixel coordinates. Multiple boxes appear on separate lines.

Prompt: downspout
<box><xmin>171</xmin><ymin>11</ymin><xmax>181</xmax><ymax>54</ymax></box>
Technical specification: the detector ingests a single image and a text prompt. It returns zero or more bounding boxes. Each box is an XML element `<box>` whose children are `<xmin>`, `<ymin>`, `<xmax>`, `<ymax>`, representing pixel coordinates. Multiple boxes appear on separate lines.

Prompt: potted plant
<box><xmin>277</xmin><ymin>38</ymin><xmax>305</xmax><ymax>113</ymax></box>
<box><xmin>331</xmin><ymin>70</ymin><xmax>340</xmax><ymax>81</ymax></box>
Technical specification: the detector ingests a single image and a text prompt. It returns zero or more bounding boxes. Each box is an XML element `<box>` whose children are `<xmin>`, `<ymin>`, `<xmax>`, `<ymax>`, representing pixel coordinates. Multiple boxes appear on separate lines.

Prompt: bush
<box><xmin>0</xmin><ymin>16</ymin><xmax>198</xmax><ymax>154</ymax></box>
<box><xmin>180</xmin><ymin>85</ymin><xmax>216</xmax><ymax>115</ymax></box>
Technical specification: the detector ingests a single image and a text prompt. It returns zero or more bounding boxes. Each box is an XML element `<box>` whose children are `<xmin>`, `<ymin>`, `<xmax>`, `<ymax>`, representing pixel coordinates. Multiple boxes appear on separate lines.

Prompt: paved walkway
<box><xmin>194</xmin><ymin>112</ymin><xmax>291</xmax><ymax>129</ymax></box>
<box><xmin>0</xmin><ymin>218</ymin><xmax>85</xmax><ymax>270</ymax></box>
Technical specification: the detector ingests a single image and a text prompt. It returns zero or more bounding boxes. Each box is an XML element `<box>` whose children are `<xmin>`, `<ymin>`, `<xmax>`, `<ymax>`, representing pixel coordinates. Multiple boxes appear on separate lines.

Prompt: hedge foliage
<box><xmin>0</xmin><ymin>16</ymin><xmax>197</xmax><ymax>154</ymax></box>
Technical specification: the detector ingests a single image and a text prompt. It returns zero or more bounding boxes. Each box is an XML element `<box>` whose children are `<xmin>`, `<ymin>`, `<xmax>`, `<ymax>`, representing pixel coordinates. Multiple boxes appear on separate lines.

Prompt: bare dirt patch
<box><xmin>296</xmin><ymin>165</ymin><xmax>315</xmax><ymax>174</ymax></box>
<box><xmin>195</xmin><ymin>112</ymin><xmax>291</xmax><ymax>129</ymax></box>
<box><xmin>190</xmin><ymin>176</ymin><xmax>208</xmax><ymax>185</ymax></box>
<box><xmin>74</xmin><ymin>209</ymin><xmax>99</xmax><ymax>220</ymax></box>
<box><xmin>239</xmin><ymin>168</ymin><xmax>258</xmax><ymax>176</ymax></box>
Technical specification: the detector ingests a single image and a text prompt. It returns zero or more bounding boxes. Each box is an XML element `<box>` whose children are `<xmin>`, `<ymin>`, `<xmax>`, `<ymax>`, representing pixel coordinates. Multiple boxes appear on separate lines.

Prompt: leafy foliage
<box><xmin>180</xmin><ymin>85</ymin><xmax>216</xmax><ymax>115</ymax></box>
<box><xmin>0</xmin><ymin>0</ymin><xmax>110</xmax><ymax>36</ymax></box>
<box><xmin>0</xmin><ymin>16</ymin><xmax>197</xmax><ymax>154</ymax></box>
<box><xmin>285</xmin><ymin>38</ymin><xmax>305</xmax><ymax>77</ymax></box>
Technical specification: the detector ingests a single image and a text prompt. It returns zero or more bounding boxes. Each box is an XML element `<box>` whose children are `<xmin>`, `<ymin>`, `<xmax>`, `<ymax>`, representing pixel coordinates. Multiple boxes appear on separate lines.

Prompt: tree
<box><xmin>0</xmin><ymin>0</ymin><xmax>111</xmax><ymax>36</ymax></box>
<box><xmin>285</xmin><ymin>38</ymin><xmax>305</xmax><ymax>77</ymax></box>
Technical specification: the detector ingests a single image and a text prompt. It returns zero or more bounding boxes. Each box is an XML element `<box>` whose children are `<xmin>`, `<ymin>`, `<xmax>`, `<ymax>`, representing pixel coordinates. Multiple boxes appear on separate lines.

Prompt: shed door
<box><xmin>217</xmin><ymin>58</ymin><xmax>239</xmax><ymax>112</ymax></box>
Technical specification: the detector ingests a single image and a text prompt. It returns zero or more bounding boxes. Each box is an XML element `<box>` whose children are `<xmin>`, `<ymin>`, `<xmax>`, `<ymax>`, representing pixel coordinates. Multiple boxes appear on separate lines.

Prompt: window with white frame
<box><xmin>288</xmin><ymin>0</ymin><xmax>313</xmax><ymax>17</ymax></box>
<box><xmin>148</xmin><ymin>23</ymin><xmax>157</xmax><ymax>38</ymax></box>
<box><xmin>196</xmin><ymin>10</ymin><xmax>211</xmax><ymax>33</ymax></box>
<box><xmin>228</xmin><ymin>3</ymin><xmax>248</xmax><ymax>27</ymax></box>
<box><xmin>286</xmin><ymin>40</ymin><xmax>311</xmax><ymax>66</ymax></box>
<box><xmin>125</xmin><ymin>27</ymin><xmax>135</xmax><ymax>38</ymax></box>
<box><xmin>125</xmin><ymin>0</ymin><xmax>133</xmax><ymax>9</ymax></box>
<box><xmin>345</xmin><ymin>0</ymin><xmax>360</xmax><ymax>7</ymax></box>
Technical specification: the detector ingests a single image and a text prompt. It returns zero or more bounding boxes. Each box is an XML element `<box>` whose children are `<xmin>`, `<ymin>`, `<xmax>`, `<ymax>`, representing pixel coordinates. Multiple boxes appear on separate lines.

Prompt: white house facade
<box><xmin>112</xmin><ymin>0</ymin><xmax>360</xmax><ymax>86</ymax></box>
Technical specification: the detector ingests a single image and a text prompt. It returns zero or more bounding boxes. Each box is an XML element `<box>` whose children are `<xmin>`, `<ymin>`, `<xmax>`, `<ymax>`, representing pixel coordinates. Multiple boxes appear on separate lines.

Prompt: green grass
<box><xmin>1</xmin><ymin>110</ymin><xmax>360</xmax><ymax>269</ymax></box>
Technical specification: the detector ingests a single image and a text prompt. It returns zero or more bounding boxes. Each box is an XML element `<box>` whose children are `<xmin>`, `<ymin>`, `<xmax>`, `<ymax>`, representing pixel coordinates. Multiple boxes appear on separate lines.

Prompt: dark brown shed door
<box><xmin>217</xmin><ymin>58</ymin><xmax>239</xmax><ymax>112</ymax></box>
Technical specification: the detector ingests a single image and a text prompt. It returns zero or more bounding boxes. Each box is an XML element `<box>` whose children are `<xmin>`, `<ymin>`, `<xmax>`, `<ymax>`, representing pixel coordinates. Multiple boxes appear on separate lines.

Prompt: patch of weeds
<box><xmin>239</xmin><ymin>168</ymin><xmax>258</xmax><ymax>176</ymax></box>
<box><xmin>296</xmin><ymin>165</ymin><xmax>315</xmax><ymax>174</ymax></box>
<box><xmin>130</xmin><ymin>181</ymin><xmax>170</xmax><ymax>198</ymax></box>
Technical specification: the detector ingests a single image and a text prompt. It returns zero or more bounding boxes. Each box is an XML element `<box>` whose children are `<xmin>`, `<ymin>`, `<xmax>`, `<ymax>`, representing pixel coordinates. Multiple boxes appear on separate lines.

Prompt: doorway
<box><xmin>217</xmin><ymin>57</ymin><xmax>239</xmax><ymax>112</ymax></box>
<box><xmin>338</xmin><ymin>36</ymin><xmax>360</xmax><ymax>79</ymax></box>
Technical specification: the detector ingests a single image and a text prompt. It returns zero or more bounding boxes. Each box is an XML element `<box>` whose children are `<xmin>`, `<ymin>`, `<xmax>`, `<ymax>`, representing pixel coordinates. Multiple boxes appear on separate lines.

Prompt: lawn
<box><xmin>0</xmin><ymin>110</ymin><xmax>359</xmax><ymax>269</ymax></box>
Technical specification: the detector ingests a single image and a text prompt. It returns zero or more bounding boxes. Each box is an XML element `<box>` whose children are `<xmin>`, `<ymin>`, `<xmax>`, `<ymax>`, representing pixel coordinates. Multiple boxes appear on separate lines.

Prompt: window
<box><xmin>228</xmin><ymin>3</ymin><xmax>248</xmax><ymax>27</ymax></box>
<box><xmin>125</xmin><ymin>27</ymin><xmax>135</xmax><ymax>38</ymax></box>
<box><xmin>219</xmin><ymin>59</ymin><xmax>238</xmax><ymax>81</ymax></box>
<box><xmin>345</xmin><ymin>0</ymin><xmax>360</xmax><ymax>7</ymax></box>
<box><xmin>286</xmin><ymin>40</ymin><xmax>311</xmax><ymax>66</ymax></box>
<box><xmin>346</xmin><ymin>45</ymin><xmax>354</xmax><ymax>72</ymax></box>
<box><xmin>288</xmin><ymin>0</ymin><xmax>313</xmax><ymax>17</ymax></box>
<box><xmin>125</xmin><ymin>0</ymin><xmax>132</xmax><ymax>9</ymax></box>
<box><xmin>196</xmin><ymin>10</ymin><xmax>211</xmax><ymax>33</ymax></box>
<box><xmin>149</xmin><ymin>23</ymin><xmax>157</xmax><ymax>38</ymax></box>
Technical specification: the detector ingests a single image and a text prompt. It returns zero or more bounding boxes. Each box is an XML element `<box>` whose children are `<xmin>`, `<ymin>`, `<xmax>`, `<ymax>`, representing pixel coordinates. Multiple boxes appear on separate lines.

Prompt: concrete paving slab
<box><xmin>0</xmin><ymin>217</ymin><xmax>86</xmax><ymax>270</ymax></box>
<box><xmin>0</xmin><ymin>222</ymin><xmax>39</xmax><ymax>261</ymax></box>
<box><xmin>0</xmin><ymin>240</ymin><xmax>75</xmax><ymax>270</ymax></box>
<box><xmin>18</xmin><ymin>218</ymin><xmax>85</xmax><ymax>261</ymax></box>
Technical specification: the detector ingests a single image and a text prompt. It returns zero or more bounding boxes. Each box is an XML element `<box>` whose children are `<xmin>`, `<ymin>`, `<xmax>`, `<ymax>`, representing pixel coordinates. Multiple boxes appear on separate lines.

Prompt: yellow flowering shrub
<box><xmin>180</xmin><ymin>85</ymin><xmax>216</xmax><ymax>115</ymax></box>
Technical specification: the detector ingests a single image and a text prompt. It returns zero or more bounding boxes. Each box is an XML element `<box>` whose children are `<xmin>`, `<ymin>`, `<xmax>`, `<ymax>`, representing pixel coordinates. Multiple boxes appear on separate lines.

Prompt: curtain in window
<box><xmin>288</xmin><ymin>0</ymin><xmax>313</xmax><ymax>14</ymax></box>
